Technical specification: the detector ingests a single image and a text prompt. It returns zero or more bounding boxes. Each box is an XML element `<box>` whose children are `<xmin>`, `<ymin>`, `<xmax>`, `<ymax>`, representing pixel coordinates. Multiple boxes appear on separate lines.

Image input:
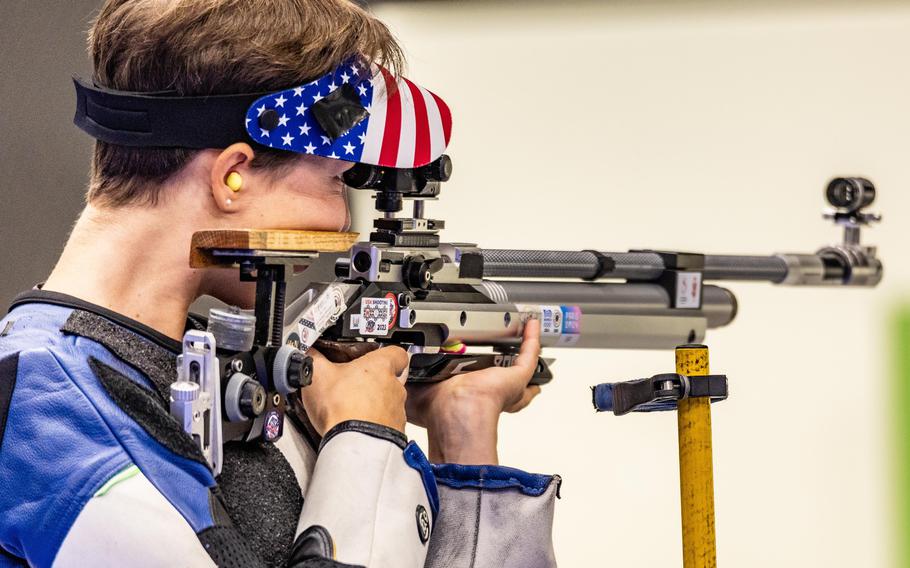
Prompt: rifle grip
<box><xmin>312</xmin><ymin>339</ymin><xmax>380</xmax><ymax>363</ymax></box>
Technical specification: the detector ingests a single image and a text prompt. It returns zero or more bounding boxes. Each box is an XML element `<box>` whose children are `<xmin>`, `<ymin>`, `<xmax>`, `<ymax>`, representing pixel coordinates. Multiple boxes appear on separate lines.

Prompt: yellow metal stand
<box><xmin>676</xmin><ymin>345</ymin><xmax>717</xmax><ymax>568</ymax></box>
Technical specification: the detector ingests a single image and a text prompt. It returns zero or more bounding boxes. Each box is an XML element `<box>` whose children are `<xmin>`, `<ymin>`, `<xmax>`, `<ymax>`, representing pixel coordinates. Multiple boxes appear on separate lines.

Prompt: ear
<box><xmin>210</xmin><ymin>143</ymin><xmax>256</xmax><ymax>214</ymax></box>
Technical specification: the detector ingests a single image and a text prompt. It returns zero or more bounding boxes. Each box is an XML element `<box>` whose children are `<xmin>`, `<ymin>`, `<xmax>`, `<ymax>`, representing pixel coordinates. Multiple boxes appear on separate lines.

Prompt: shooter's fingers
<box><xmin>357</xmin><ymin>345</ymin><xmax>410</xmax><ymax>382</ymax></box>
<box><xmin>311</xmin><ymin>339</ymin><xmax>380</xmax><ymax>363</ymax></box>
<box><xmin>507</xmin><ymin>318</ymin><xmax>542</xmax><ymax>383</ymax></box>
<box><xmin>395</xmin><ymin>349</ymin><xmax>414</xmax><ymax>385</ymax></box>
<box><xmin>308</xmin><ymin>345</ymin><xmax>408</xmax><ymax>385</ymax></box>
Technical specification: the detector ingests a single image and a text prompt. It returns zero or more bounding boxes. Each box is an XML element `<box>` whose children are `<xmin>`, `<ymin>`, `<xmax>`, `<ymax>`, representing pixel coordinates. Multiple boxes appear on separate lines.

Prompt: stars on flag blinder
<box><xmin>244</xmin><ymin>58</ymin><xmax>452</xmax><ymax>169</ymax></box>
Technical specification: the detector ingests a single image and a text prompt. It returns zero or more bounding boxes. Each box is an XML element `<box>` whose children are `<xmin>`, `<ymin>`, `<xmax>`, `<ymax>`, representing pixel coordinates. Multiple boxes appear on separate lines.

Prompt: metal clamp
<box><xmin>629</xmin><ymin>250</ymin><xmax>705</xmax><ymax>309</ymax></box>
<box><xmin>592</xmin><ymin>372</ymin><xmax>728</xmax><ymax>416</ymax></box>
<box><xmin>170</xmin><ymin>330</ymin><xmax>223</xmax><ymax>475</ymax></box>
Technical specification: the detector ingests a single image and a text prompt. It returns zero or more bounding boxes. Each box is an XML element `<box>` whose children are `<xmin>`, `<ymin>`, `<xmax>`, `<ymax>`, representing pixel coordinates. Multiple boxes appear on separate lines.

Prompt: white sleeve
<box><xmin>53</xmin><ymin>468</ymin><xmax>216</xmax><ymax>568</ymax></box>
<box><xmin>293</xmin><ymin>421</ymin><xmax>437</xmax><ymax>568</ymax></box>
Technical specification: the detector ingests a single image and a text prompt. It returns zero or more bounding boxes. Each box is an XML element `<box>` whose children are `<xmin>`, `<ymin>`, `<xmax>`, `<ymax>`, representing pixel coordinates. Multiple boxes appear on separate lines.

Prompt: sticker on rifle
<box><xmin>675</xmin><ymin>272</ymin><xmax>702</xmax><ymax>309</ymax></box>
<box><xmin>359</xmin><ymin>297</ymin><xmax>395</xmax><ymax>336</ymax></box>
<box><xmin>297</xmin><ymin>318</ymin><xmax>319</xmax><ymax>352</ymax></box>
<box><xmin>539</xmin><ymin>305</ymin><xmax>562</xmax><ymax>336</ymax></box>
<box><xmin>556</xmin><ymin>305</ymin><xmax>582</xmax><ymax>346</ymax></box>
<box><xmin>384</xmin><ymin>292</ymin><xmax>399</xmax><ymax>329</ymax></box>
<box><xmin>296</xmin><ymin>286</ymin><xmax>347</xmax><ymax>351</ymax></box>
<box><xmin>263</xmin><ymin>410</ymin><xmax>283</xmax><ymax>442</ymax></box>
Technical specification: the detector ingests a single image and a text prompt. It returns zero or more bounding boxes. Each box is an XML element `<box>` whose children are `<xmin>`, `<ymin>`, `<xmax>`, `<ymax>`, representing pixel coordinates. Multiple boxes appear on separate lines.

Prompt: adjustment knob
<box><xmin>375</xmin><ymin>191</ymin><xmax>404</xmax><ymax>213</ymax></box>
<box><xmin>403</xmin><ymin>256</ymin><xmax>445</xmax><ymax>290</ymax></box>
<box><xmin>170</xmin><ymin>381</ymin><xmax>199</xmax><ymax>402</ymax></box>
<box><xmin>224</xmin><ymin>372</ymin><xmax>265</xmax><ymax>422</ymax></box>
<box><xmin>239</xmin><ymin>380</ymin><xmax>267</xmax><ymax>419</ymax></box>
<box><xmin>273</xmin><ymin>345</ymin><xmax>313</xmax><ymax>395</ymax></box>
<box><xmin>426</xmin><ymin>155</ymin><xmax>452</xmax><ymax>182</ymax></box>
<box><xmin>403</xmin><ymin>255</ymin><xmax>431</xmax><ymax>290</ymax></box>
<box><xmin>287</xmin><ymin>352</ymin><xmax>313</xmax><ymax>390</ymax></box>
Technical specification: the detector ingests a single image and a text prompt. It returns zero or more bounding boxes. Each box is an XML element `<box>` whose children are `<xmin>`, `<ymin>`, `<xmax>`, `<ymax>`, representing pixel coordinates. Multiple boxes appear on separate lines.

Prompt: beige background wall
<box><xmin>362</xmin><ymin>1</ymin><xmax>910</xmax><ymax>566</ymax></box>
<box><xmin>2</xmin><ymin>1</ymin><xmax>907</xmax><ymax>565</ymax></box>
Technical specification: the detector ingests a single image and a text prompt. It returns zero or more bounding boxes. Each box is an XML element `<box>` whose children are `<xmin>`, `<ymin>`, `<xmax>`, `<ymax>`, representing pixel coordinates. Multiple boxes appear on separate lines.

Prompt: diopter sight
<box><xmin>342</xmin><ymin>155</ymin><xmax>453</xmax><ymax>247</ymax></box>
<box><xmin>343</xmin><ymin>155</ymin><xmax>453</xmax><ymax>212</ymax></box>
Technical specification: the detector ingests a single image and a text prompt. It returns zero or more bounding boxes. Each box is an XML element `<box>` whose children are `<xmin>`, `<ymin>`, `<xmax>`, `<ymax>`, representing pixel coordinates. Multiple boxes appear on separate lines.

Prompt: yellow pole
<box><xmin>676</xmin><ymin>344</ymin><xmax>717</xmax><ymax>568</ymax></box>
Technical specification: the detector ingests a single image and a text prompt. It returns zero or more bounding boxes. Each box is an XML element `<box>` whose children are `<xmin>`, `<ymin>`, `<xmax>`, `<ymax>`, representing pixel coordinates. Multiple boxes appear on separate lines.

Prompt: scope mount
<box><xmin>343</xmin><ymin>155</ymin><xmax>453</xmax><ymax>247</ymax></box>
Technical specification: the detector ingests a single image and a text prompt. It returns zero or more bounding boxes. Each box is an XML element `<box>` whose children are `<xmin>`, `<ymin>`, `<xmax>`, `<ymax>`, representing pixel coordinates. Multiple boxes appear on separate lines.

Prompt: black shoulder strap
<box><xmin>62</xmin><ymin>310</ymin><xmax>177</xmax><ymax>404</ymax></box>
<box><xmin>0</xmin><ymin>353</ymin><xmax>19</xmax><ymax>451</ymax></box>
<box><xmin>73</xmin><ymin>77</ymin><xmax>265</xmax><ymax>148</ymax></box>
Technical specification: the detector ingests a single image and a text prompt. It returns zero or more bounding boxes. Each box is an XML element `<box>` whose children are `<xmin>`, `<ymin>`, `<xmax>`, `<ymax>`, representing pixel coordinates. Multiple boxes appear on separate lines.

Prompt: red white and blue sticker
<box><xmin>263</xmin><ymin>410</ymin><xmax>283</xmax><ymax>442</ymax></box>
<box><xmin>357</xmin><ymin>297</ymin><xmax>396</xmax><ymax>336</ymax></box>
<box><xmin>245</xmin><ymin>58</ymin><xmax>452</xmax><ymax>168</ymax></box>
<box><xmin>527</xmin><ymin>305</ymin><xmax>582</xmax><ymax>346</ymax></box>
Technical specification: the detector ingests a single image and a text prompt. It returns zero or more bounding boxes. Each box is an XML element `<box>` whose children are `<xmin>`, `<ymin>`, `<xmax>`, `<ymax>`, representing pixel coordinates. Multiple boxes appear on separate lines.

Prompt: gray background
<box><xmin>0</xmin><ymin>1</ymin><xmax>98</xmax><ymax>307</ymax></box>
<box><xmin>0</xmin><ymin>0</ymin><xmax>384</xmax><ymax>308</ymax></box>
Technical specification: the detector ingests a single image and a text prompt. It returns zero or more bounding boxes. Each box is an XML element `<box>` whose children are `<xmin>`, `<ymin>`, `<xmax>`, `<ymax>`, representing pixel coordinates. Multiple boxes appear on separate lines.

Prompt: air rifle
<box><xmin>174</xmin><ymin>156</ymin><xmax>882</xmax><ymax>473</ymax></box>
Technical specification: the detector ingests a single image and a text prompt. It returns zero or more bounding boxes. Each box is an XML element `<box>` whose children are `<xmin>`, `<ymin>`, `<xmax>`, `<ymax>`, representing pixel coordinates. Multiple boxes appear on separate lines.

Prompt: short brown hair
<box><xmin>87</xmin><ymin>0</ymin><xmax>403</xmax><ymax>207</ymax></box>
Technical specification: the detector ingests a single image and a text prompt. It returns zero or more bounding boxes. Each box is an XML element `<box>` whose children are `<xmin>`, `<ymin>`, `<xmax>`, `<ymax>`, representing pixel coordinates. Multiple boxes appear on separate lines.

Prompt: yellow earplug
<box><xmin>225</xmin><ymin>172</ymin><xmax>243</xmax><ymax>192</ymax></box>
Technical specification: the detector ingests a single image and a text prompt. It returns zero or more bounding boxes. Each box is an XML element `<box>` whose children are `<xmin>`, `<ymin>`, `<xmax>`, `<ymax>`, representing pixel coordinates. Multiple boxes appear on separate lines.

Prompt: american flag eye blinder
<box><xmin>246</xmin><ymin>60</ymin><xmax>452</xmax><ymax>168</ymax></box>
<box><xmin>72</xmin><ymin>58</ymin><xmax>452</xmax><ymax>169</ymax></box>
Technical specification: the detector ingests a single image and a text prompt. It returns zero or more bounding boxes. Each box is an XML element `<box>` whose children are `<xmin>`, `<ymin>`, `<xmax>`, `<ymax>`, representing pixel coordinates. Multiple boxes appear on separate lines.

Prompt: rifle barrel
<box><xmin>478</xmin><ymin>249</ymin><xmax>789</xmax><ymax>282</ymax></box>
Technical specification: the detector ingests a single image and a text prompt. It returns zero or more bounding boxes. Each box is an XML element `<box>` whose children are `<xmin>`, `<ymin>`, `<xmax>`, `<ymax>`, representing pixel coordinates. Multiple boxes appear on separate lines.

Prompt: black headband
<box><xmin>72</xmin><ymin>58</ymin><xmax>454</xmax><ymax>169</ymax></box>
<box><xmin>73</xmin><ymin>77</ymin><xmax>265</xmax><ymax>148</ymax></box>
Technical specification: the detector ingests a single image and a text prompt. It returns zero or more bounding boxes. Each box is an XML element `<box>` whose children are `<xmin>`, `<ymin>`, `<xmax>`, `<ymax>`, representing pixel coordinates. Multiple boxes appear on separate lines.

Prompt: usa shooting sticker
<box><xmin>359</xmin><ymin>297</ymin><xmax>395</xmax><ymax>336</ymax></box>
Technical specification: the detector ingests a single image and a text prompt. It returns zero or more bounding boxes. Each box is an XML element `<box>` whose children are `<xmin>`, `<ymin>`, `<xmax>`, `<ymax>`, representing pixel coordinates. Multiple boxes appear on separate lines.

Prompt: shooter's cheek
<box><xmin>298</xmin><ymin>190</ymin><xmax>349</xmax><ymax>232</ymax></box>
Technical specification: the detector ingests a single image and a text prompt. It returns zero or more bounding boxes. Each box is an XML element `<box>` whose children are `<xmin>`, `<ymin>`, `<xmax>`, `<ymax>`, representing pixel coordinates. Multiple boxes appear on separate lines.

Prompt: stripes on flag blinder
<box><xmin>245</xmin><ymin>58</ymin><xmax>452</xmax><ymax>169</ymax></box>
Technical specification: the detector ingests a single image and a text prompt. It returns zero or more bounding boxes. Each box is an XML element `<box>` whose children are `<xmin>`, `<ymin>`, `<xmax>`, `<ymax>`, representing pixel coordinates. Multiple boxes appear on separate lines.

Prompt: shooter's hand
<box><xmin>405</xmin><ymin>319</ymin><xmax>543</xmax><ymax>465</ymax></box>
<box><xmin>300</xmin><ymin>345</ymin><xmax>409</xmax><ymax>435</ymax></box>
